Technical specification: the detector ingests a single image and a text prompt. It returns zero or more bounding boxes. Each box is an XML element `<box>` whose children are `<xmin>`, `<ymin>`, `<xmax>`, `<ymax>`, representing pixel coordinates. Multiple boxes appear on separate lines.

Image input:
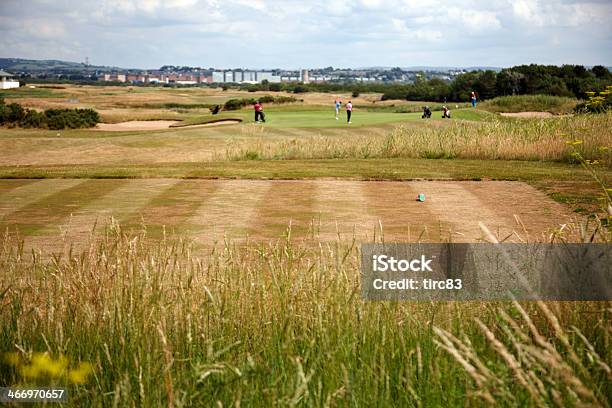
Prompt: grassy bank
<box><xmin>1</xmin><ymin>223</ymin><xmax>610</xmax><ymax>406</ymax></box>
<box><xmin>479</xmin><ymin>94</ymin><xmax>578</xmax><ymax>114</ymax></box>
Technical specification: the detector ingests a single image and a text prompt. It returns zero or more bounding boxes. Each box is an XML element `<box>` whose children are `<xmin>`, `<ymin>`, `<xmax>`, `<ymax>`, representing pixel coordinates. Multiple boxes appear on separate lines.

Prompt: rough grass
<box><xmin>0</xmin><ymin>87</ymin><xmax>65</xmax><ymax>99</ymax></box>
<box><xmin>227</xmin><ymin>112</ymin><xmax>612</xmax><ymax>164</ymax></box>
<box><xmin>480</xmin><ymin>94</ymin><xmax>579</xmax><ymax>114</ymax></box>
<box><xmin>0</xmin><ymin>220</ymin><xmax>609</xmax><ymax>407</ymax></box>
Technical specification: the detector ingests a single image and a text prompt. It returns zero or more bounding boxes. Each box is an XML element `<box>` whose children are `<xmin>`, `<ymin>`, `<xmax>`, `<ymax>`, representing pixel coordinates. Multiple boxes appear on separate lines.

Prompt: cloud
<box><xmin>0</xmin><ymin>0</ymin><xmax>610</xmax><ymax>68</ymax></box>
<box><xmin>512</xmin><ymin>0</ymin><xmax>545</xmax><ymax>26</ymax></box>
<box><xmin>360</xmin><ymin>0</ymin><xmax>383</xmax><ymax>8</ymax></box>
<box><xmin>391</xmin><ymin>18</ymin><xmax>443</xmax><ymax>41</ymax></box>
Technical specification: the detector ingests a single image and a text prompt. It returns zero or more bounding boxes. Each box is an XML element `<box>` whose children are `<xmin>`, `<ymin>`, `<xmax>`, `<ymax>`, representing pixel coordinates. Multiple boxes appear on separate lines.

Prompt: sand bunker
<box><xmin>96</xmin><ymin>121</ymin><xmax>179</xmax><ymax>131</ymax></box>
<box><xmin>96</xmin><ymin>119</ymin><xmax>242</xmax><ymax>131</ymax></box>
<box><xmin>173</xmin><ymin>119</ymin><xmax>242</xmax><ymax>129</ymax></box>
<box><xmin>500</xmin><ymin>112</ymin><xmax>554</xmax><ymax>118</ymax></box>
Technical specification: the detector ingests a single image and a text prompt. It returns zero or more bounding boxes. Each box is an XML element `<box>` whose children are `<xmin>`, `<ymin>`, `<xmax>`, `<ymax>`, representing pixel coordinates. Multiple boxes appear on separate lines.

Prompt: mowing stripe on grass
<box><xmin>55</xmin><ymin>179</ymin><xmax>182</xmax><ymax>245</ymax></box>
<box><xmin>313</xmin><ymin>180</ymin><xmax>382</xmax><ymax>242</ymax></box>
<box><xmin>251</xmin><ymin>180</ymin><xmax>318</xmax><ymax>239</ymax></box>
<box><xmin>361</xmin><ymin>181</ymin><xmax>450</xmax><ymax>242</ymax></box>
<box><xmin>188</xmin><ymin>180</ymin><xmax>273</xmax><ymax>244</ymax></box>
<box><xmin>464</xmin><ymin>181</ymin><xmax>572</xmax><ymax>239</ymax></box>
<box><xmin>0</xmin><ymin>179</ymin><xmax>85</xmax><ymax>220</ymax></box>
<box><xmin>123</xmin><ymin>179</ymin><xmax>222</xmax><ymax>237</ymax></box>
<box><xmin>0</xmin><ymin>179</ymin><xmax>124</xmax><ymax>236</ymax></box>
<box><xmin>405</xmin><ymin>181</ymin><xmax>504</xmax><ymax>241</ymax></box>
<box><xmin>0</xmin><ymin>179</ymin><xmax>36</xmax><ymax>196</ymax></box>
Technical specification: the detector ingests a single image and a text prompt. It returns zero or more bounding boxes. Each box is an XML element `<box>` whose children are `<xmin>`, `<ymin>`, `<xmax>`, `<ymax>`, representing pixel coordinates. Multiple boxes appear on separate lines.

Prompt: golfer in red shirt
<box><xmin>253</xmin><ymin>101</ymin><xmax>265</xmax><ymax>122</ymax></box>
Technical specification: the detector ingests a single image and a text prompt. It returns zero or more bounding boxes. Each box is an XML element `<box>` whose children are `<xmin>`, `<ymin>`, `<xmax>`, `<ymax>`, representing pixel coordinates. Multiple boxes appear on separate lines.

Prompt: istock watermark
<box><xmin>361</xmin><ymin>243</ymin><xmax>611</xmax><ymax>301</ymax></box>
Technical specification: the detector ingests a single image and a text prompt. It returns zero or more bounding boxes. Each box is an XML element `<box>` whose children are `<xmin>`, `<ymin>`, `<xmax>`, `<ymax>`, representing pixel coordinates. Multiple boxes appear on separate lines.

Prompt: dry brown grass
<box><xmin>227</xmin><ymin>112</ymin><xmax>612</xmax><ymax>164</ymax></box>
<box><xmin>0</xmin><ymin>217</ymin><xmax>609</xmax><ymax>406</ymax></box>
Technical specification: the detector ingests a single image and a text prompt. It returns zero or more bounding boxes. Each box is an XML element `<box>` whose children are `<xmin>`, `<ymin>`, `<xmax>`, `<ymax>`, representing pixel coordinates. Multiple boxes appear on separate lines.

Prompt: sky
<box><xmin>0</xmin><ymin>0</ymin><xmax>611</xmax><ymax>69</ymax></box>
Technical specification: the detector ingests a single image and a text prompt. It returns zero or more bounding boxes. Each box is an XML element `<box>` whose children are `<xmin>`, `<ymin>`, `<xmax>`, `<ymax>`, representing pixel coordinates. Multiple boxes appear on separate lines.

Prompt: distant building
<box><xmin>257</xmin><ymin>72</ymin><xmax>281</xmax><ymax>83</ymax></box>
<box><xmin>243</xmin><ymin>71</ymin><xmax>257</xmax><ymax>82</ymax></box>
<box><xmin>212</xmin><ymin>71</ymin><xmax>225</xmax><ymax>83</ymax></box>
<box><xmin>116</xmin><ymin>74</ymin><xmax>126</xmax><ymax>82</ymax></box>
<box><xmin>0</xmin><ymin>70</ymin><xmax>20</xmax><ymax>89</ymax></box>
<box><xmin>300</xmin><ymin>69</ymin><xmax>309</xmax><ymax>83</ymax></box>
<box><xmin>232</xmin><ymin>71</ymin><xmax>243</xmax><ymax>82</ymax></box>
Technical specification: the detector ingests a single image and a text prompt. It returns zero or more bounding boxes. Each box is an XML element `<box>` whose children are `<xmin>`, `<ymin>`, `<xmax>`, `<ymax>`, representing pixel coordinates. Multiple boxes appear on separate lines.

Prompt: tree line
<box><xmin>239</xmin><ymin>64</ymin><xmax>611</xmax><ymax>102</ymax></box>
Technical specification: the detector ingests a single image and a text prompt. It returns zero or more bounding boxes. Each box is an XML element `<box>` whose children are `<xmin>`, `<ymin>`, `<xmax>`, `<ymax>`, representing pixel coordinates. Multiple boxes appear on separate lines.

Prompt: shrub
<box><xmin>223</xmin><ymin>96</ymin><xmax>298</xmax><ymax>111</ymax></box>
<box><xmin>258</xmin><ymin>95</ymin><xmax>275</xmax><ymax>104</ymax></box>
<box><xmin>19</xmin><ymin>110</ymin><xmax>46</xmax><ymax>128</ymax></box>
<box><xmin>293</xmin><ymin>85</ymin><xmax>307</xmax><ymax>93</ymax></box>
<box><xmin>575</xmin><ymin>86</ymin><xmax>612</xmax><ymax>113</ymax></box>
<box><xmin>269</xmin><ymin>83</ymin><xmax>282</xmax><ymax>92</ymax></box>
<box><xmin>0</xmin><ymin>102</ymin><xmax>99</xmax><ymax>129</ymax></box>
<box><xmin>43</xmin><ymin>108</ymin><xmax>100</xmax><ymax>129</ymax></box>
<box><xmin>274</xmin><ymin>96</ymin><xmax>297</xmax><ymax>104</ymax></box>
<box><xmin>224</xmin><ymin>98</ymin><xmax>251</xmax><ymax>111</ymax></box>
<box><xmin>6</xmin><ymin>103</ymin><xmax>26</xmax><ymax>122</ymax></box>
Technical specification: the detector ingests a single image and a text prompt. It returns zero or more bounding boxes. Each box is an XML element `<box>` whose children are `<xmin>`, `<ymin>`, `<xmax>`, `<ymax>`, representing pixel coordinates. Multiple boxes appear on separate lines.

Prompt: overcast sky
<box><xmin>0</xmin><ymin>0</ymin><xmax>611</xmax><ymax>69</ymax></box>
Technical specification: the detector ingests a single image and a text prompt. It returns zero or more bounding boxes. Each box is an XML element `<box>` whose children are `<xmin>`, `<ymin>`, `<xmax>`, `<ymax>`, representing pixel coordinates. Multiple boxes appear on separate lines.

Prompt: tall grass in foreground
<box><xmin>1</xmin><ymin>220</ymin><xmax>610</xmax><ymax>407</ymax></box>
<box><xmin>228</xmin><ymin>112</ymin><xmax>612</xmax><ymax>164</ymax></box>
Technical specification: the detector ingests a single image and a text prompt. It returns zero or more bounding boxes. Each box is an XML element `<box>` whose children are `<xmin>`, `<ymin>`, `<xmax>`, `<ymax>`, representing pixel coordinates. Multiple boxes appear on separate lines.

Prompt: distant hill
<box><xmin>0</xmin><ymin>57</ymin><xmax>132</xmax><ymax>73</ymax></box>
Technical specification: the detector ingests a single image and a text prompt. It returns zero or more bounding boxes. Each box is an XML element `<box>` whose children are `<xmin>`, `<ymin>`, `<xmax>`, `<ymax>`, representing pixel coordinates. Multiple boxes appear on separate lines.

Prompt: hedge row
<box><xmin>0</xmin><ymin>99</ymin><xmax>100</xmax><ymax>129</ymax></box>
<box><xmin>223</xmin><ymin>95</ymin><xmax>298</xmax><ymax>111</ymax></box>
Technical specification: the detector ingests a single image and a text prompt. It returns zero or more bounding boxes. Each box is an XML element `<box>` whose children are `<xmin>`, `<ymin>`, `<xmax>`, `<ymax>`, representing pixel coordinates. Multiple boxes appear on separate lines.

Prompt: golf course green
<box><xmin>214</xmin><ymin>107</ymin><xmax>491</xmax><ymax>128</ymax></box>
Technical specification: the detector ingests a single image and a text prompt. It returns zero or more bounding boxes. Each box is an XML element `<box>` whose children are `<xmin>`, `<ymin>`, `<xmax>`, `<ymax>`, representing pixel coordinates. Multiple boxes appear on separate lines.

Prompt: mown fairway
<box><xmin>225</xmin><ymin>108</ymin><xmax>486</xmax><ymax>128</ymax></box>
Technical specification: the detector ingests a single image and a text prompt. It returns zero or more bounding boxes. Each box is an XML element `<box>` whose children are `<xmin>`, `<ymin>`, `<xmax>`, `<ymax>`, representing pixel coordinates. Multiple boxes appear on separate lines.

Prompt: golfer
<box><xmin>335</xmin><ymin>99</ymin><xmax>342</xmax><ymax>120</ymax></box>
<box><xmin>470</xmin><ymin>91</ymin><xmax>477</xmax><ymax>108</ymax></box>
<box><xmin>442</xmin><ymin>106</ymin><xmax>451</xmax><ymax>118</ymax></box>
<box><xmin>253</xmin><ymin>101</ymin><xmax>265</xmax><ymax>122</ymax></box>
<box><xmin>346</xmin><ymin>100</ymin><xmax>353</xmax><ymax>124</ymax></box>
